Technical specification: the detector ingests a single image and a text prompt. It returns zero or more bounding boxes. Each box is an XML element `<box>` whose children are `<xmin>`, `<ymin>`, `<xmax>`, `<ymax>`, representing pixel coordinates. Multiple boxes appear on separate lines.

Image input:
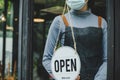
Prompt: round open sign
<box><xmin>51</xmin><ymin>46</ymin><xmax>81</xmax><ymax>80</ymax></box>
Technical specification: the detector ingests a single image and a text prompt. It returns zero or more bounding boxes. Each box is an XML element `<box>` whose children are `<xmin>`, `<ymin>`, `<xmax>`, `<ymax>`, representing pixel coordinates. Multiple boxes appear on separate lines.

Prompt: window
<box><xmin>33</xmin><ymin>0</ymin><xmax>107</xmax><ymax>80</ymax></box>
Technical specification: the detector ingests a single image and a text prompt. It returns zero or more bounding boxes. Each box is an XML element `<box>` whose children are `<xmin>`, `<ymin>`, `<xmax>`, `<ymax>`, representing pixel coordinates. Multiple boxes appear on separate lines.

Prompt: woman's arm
<box><xmin>94</xmin><ymin>18</ymin><xmax>107</xmax><ymax>80</ymax></box>
<box><xmin>42</xmin><ymin>16</ymin><xmax>63</xmax><ymax>75</ymax></box>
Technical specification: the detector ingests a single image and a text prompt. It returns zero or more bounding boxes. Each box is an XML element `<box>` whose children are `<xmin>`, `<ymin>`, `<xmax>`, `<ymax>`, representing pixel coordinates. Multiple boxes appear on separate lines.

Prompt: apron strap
<box><xmin>61</xmin><ymin>15</ymin><xmax>69</xmax><ymax>27</ymax></box>
<box><xmin>98</xmin><ymin>16</ymin><xmax>102</xmax><ymax>28</ymax></box>
<box><xmin>61</xmin><ymin>15</ymin><xmax>102</xmax><ymax>28</ymax></box>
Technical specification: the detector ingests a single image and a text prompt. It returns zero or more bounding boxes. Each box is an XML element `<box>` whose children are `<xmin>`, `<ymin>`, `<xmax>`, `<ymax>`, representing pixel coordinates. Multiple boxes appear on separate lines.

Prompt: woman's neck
<box><xmin>80</xmin><ymin>4</ymin><xmax>88</xmax><ymax>12</ymax></box>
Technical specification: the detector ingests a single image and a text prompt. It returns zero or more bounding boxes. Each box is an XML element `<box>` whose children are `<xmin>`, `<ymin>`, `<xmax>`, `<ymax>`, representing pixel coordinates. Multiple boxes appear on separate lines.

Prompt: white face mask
<box><xmin>66</xmin><ymin>0</ymin><xmax>87</xmax><ymax>10</ymax></box>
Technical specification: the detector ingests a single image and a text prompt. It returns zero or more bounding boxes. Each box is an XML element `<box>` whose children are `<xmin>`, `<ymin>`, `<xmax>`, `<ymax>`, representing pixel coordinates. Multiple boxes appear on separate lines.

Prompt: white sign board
<box><xmin>51</xmin><ymin>46</ymin><xmax>81</xmax><ymax>80</ymax></box>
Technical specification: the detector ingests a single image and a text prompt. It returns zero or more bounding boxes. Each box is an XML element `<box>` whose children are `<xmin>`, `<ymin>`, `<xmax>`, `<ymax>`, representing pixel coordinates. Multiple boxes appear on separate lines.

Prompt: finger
<box><xmin>75</xmin><ymin>75</ymin><xmax>80</xmax><ymax>80</ymax></box>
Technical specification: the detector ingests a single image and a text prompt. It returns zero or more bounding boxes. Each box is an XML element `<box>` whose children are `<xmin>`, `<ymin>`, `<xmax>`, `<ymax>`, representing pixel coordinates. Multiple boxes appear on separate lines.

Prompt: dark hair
<box><xmin>88</xmin><ymin>0</ymin><xmax>95</xmax><ymax>8</ymax></box>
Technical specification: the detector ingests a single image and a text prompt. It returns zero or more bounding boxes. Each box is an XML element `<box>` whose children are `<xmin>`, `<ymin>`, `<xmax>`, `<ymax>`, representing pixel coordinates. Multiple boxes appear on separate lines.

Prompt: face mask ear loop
<box><xmin>62</xmin><ymin>1</ymin><xmax>67</xmax><ymax>15</ymax></box>
<box><xmin>53</xmin><ymin>1</ymin><xmax>67</xmax><ymax>52</ymax></box>
<box><xmin>67</xmin><ymin>6</ymin><xmax>77</xmax><ymax>54</ymax></box>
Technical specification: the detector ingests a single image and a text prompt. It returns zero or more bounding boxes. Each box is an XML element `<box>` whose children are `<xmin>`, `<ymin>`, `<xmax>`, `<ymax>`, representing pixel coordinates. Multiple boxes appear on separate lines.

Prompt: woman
<box><xmin>42</xmin><ymin>0</ymin><xmax>107</xmax><ymax>80</ymax></box>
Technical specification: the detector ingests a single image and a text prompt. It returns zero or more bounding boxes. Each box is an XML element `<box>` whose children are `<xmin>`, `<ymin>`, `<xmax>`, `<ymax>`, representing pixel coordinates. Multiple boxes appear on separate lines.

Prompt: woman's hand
<box><xmin>75</xmin><ymin>75</ymin><xmax>80</xmax><ymax>80</ymax></box>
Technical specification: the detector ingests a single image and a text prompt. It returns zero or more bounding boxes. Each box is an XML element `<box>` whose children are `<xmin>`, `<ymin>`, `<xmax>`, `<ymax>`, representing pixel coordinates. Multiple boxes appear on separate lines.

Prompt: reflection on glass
<box><xmin>0</xmin><ymin>0</ymin><xmax>14</xmax><ymax>78</ymax></box>
<box><xmin>33</xmin><ymin>0</ymin><xmax>65</xmax><ymax>80</ymax></box>
<box><xmin>0</xmin><ymin>0</ymin><xmax>4</xmax><ymax>78</ymax></box>
<box><xmin>4</xmin><ymin>1</ymin><xmax>13</xmax><ymax>76</ymax></box>
<box><xmin>0</xmin><ymin>30</ymin><xmax>3</xmax><ymax>61</ymax></box>
<box><xmin>33</xmin><ymin>0</ymin><xmax>107</xmax><ymax>80</ymax></box>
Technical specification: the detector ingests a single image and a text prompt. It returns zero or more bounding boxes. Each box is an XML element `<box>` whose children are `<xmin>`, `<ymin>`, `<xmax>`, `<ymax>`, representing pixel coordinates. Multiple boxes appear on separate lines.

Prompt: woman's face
<box><xmin>66</xmin><ymin>0</ymin><xmax>89</xmax><ymax>11</ymax></box>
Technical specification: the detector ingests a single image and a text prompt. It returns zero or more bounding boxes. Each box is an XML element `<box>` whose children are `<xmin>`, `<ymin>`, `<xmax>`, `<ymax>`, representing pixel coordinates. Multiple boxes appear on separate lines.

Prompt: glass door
<box><xmin>33</xmin><ymin>0</ymin><xmax>107</xmax><ymax>80</ymax></box>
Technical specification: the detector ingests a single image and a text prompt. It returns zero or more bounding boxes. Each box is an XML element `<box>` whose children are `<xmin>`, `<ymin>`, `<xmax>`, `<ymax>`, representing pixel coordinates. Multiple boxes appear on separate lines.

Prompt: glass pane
<box><xmin>33</xmin><ymin>0</ymin><xmax>64</xmax><ymax>79</ymax></box>
<box><xmin>5</xmin><ymin>1</ymin><xmax>14</xmax><ymax>76</ymax></box>
<box><xmin>0</xmin><ymin>0</ymin><xmax>4</xmax><ymax>78</ymax></box>
<box><xmin>0</xmin><ymin>0</ymin><xmax>4</xmax><ymax>63</ymax></box>
<box><xmin>0</xmin><ymin>0</ymin><xmax>14</xmax><ymax>78</ymax></box>
<box><xmin>33</xmin><ymin>0</ymin><xmax>107</xmax><ymax>80</ymax></box>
